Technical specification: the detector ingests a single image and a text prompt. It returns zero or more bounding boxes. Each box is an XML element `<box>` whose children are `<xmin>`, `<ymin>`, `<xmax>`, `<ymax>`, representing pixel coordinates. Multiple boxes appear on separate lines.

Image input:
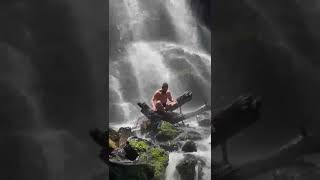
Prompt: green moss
<box><xmin>128</xmin><ymin>138</ymin><xmax>169</xmax><ymax>178</ymax></box>
<box><xmin>157</xmin><ymin>121</ymin><xmax>181</xmax><ymax>140</ymax></box>
<box><xmin>128</xmin><ymin>139</ymin><xmax>149</xmax><ymax>152</ymax></box>
<box><xmin>150</xmin><ymin>147</ymin><xmax>169</xmax><ymax>177</ymax></box>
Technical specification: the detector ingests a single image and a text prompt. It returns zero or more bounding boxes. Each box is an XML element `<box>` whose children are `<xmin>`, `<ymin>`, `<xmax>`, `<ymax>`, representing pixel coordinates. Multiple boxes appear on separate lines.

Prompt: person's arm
<box><xmin>167</xmin><ymin>91</ymin><xmax>176</xmax><ymax>103</ymax></box>
<box><xmin>151</xmin><ymin>91</ymin><xmax>159</xmax><ymax>109</ymax></box>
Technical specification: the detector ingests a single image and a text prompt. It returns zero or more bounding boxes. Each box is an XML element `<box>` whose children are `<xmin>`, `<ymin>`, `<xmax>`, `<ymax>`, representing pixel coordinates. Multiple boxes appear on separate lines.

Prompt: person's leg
<box><xmin>155</xmin><ymin>100</ymin><xmax>165</xmax><ymax>112</ymax></box>
<box><xmin>165</xmin><ymin>101</ymin><xmax>178</xmax><ymax>110</ymax></box>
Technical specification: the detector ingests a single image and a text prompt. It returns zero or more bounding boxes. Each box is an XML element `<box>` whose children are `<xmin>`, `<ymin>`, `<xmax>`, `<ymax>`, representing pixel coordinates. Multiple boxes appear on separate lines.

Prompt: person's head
<box><xmin>161</xmin><ymin>82</ymin><xmax>168</xmax><ymax>93</ymax></box>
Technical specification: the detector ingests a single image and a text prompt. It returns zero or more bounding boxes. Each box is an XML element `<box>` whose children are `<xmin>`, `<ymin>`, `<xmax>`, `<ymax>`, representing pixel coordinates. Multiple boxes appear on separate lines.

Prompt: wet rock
<box><xmin>196</xmin><ymin>112</ymin><xmax>211</xmax><ymax>127</ymax></box>
<box><xmin>155</xmin><ymin>121</ymin><xmax>181</xmax><ymax>141</ymax></box>
<box><xmin>182</xmin><ymin>140</ymin><xmax>197</xmax><ymax>152</ymax></box>
<box><xmin>110</xmin><ymin>148</ymin><xmax>127</xmax><ymax>160</ymax></box>
<box><xmin>139</xmin><ymin>117</ymin><xmax>152</xmax><ymax>134</ymax></box>
<box><xmin>176</xmin><ymin>130</ymin><xmax>202</xmax><ymax>141</ymax></box>
<box><xmin>118</xmin><ymin>127</ymin><xmax>133</xmax><ymax>148</ymax></box>
<box><xmin>176</xmin><ymin>154</ymin><xmax>199</xmax><ymax>180</ymax></box>
<box><xmin>109</xmin><ymin>159</ymin><xmax>154</xmax><ymax>180</ymax></box>
<box><xmin>198</xmin><ymin>118</ymin><xmax>211</xmax><ymax>127</ymax></box>
<box><xmin>123</xmin><ymin>142</ymin><xmax>139</xmax><ymax>161</ymax></box>
<box><xmin>109</xmin><ymin>138</ymin><xmax>117</xmax><ymax>149</ymax></box>
<box><xmin>108</xmin><ymin>128</ymin><xmax>120</xmax><ymax>147</ymax></box>
<box><xmin>159</xmin><ymin>141</ymin><xmax>181</xmax><ymax>152</ymax></box>
<box><xmin>109</xmin><ymin>128</ymin><xmax>119</xmax><ymax>142</ymax></box>
<box><xmin>108</xmin><ymin>137</ymin><xmax>169</xmax><ymax>180</ymax></box>
<box><xmin>128</xmin><ymin>137</ymin><xmax>169</xmax><ymax>179</ymax></box>
<box><xmin>109</xmin><ymin>139</ymin><xmax>139</xmax><ymax>162</ymax></box>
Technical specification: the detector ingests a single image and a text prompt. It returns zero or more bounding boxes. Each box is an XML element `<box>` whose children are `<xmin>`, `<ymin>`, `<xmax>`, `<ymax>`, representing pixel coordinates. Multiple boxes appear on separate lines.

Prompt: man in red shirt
<box><xmin>151</xmin><ymin>82</ymin><xmax>178</xmax><ymax>112</ymax></box>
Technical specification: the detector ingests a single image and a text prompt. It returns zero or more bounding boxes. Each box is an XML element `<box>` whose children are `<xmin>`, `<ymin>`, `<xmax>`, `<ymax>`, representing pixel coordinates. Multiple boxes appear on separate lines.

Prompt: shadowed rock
<box><xmin>182</xmin><ymin>140</ymin><xmax>197</xmax><ymax>152</ymax></box>
<box><xmin>212</xmin><ymin>94</ymin><xmax>262</xmax><ymax>148</ymax></box>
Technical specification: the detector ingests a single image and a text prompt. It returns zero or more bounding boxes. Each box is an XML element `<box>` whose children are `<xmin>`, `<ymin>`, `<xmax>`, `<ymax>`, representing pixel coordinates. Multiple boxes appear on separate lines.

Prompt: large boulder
<box><xmin>159</xmin><ymin>141</ymin><xmax>181</xmax><ymax>152</ymax></box>
<box><xmin>182</xmin><ymin>140</ymin><xmax>197</xmax><ymax>152</ymax></box>
<box><xmin>175</xmin><ymin>130</ymin><xmax>202</xmax><ymax>141</ymax></box>
<box><xmin>155</xmin><ymin>121</ymin><xmax>182</xmax><ymax>142</ymax></box>
<box><xmin>128</xmin><ymin>137</ymin><xmax>169</xmax><ymax>179</ymax></box>
<box><xmin>176</xmin><ymin>154</ymin><xmax>203</xmax><ymax>180</ymax></box>
<box><xmin>118</xmin><ymin>127</ymin><xmax>133</xmax><ymax>148</ymax></box>
<box><xmin>109</xmin><ymin>137</ymin><xmax>169</xmax><ymax>180</ymax></box>
<box><xmin>109</xmin><ymin>160</ymin><xmax>154</xmax><ymax>180</ymax></box>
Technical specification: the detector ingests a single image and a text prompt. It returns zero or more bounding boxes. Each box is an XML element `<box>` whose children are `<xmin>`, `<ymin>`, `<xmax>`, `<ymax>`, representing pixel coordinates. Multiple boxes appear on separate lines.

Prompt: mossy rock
<box><xmin>155</xmin><ymin>121</ymin><xmax>182</xmax><ymax>141</ymax></box>
<box><xmin>128</xmin><ymin>137</ymin><xmax>169</xmax><ymax>179</ymax></box>
<box><xmin>175</xmin><ymin>130</ymin><xmax>202</xmax><ymax>141</ymax></box>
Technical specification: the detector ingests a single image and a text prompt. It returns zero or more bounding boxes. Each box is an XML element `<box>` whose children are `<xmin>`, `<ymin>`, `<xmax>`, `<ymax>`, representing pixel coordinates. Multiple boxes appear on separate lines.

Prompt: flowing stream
<box><xmin>109</xmin><ymin>0</ymin><xmax>211</xmax><ymax>179</ymax></box>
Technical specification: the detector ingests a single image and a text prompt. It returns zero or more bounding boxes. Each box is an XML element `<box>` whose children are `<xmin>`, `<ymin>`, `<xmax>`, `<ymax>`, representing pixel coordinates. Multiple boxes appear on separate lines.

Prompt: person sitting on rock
<box><xmin>151</xmin><ymin>82</ymin><xmax>178</xmax><ymax>113</ymax></box>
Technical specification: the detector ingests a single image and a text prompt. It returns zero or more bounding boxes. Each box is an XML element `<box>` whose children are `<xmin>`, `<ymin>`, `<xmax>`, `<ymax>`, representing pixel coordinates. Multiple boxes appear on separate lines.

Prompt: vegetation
<box><xmin>128</xmin><ymin>138</ymin><xmax>169</xmax><ymax>178</ymax></box>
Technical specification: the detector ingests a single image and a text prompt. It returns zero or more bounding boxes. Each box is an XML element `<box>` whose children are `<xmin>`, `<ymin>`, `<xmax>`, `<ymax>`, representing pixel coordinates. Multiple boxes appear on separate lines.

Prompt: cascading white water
<box><xmin>163</xmin><ymin>0</ymin><xmax>200</xmax><ymax>48</ymax></box>
<box><xmin>109</xmin><ymin>0</ymin><xmax>211</xmax><ymax>179</ymax></box>
<box><xmin>165</xmin><ymin>152</ymin><xmax>184</xmax><ymax>180</ymax></box>
<box><xmin>126</xmin><ymin>42</ymin><xmax>174</xmax><ymax>103</ymax></box>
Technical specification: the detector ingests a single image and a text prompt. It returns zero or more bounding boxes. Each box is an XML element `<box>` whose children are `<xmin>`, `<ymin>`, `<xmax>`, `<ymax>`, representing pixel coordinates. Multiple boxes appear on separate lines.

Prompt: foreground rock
<box><xmin>177</xmin><ymin>154</ymin><xmax>205</xmax><ymax>180</ymax></box>
<box><xmin>108</xmin><ymin>137</ymin><xmax>169</xmax><ymax>180</ymax></box>
<box><xmin>182</xmin><ymin>140</ymin><xmax>197</xmax><ymax>152</ymax></box>
<box><xmin>158</xmin><ymin>141</ymin><xmax>181</xmax><ymax>152</ymax></box>
<box><xmin>118</xmin><ymin>127</ymin><xmax>133</xmax><ymax>148</ymax></box>
<box><xmin>155</xmin><ymin>121</ymin><xmax>182</xmax><ymax>142</ymax></box>
<box><xmin>175</xmin><ymin>130</ymin><xmax>202</xmax><ymax>141</ymax></box>
<box><xmin>109</xmin><ymin>160</ymin><xmax>154</xmax><ymax>180</ymax></box>
<box><xmin>91</xmin><ymin>90</ymin><xmax>213</xmax><ymax>179</ymax></box>
<box><xmin>127</xmin><ymin>137</ymin><xmax>169</xmax><ymax>179</ymax></box>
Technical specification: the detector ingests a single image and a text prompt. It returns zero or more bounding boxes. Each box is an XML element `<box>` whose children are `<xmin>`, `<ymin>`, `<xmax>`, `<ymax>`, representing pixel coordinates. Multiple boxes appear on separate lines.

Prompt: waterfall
<box><xmin>109</xmin><ymin>0</ymin><xmax>211</xmax><ymax>179</ymax></box>
<box><xmin>163</xmin><ymin>0</ymin><xmax>201</xmax><ymax>48</ymax></box>
<box><xmin>165</xmin><ymin>152</ymin><xmax>184</xmax><ymax>180</ymax></box>
<box><xmin>126</xmin><ymin>42</ymin><xmax>173</xmax><ymax>103</ymax></box>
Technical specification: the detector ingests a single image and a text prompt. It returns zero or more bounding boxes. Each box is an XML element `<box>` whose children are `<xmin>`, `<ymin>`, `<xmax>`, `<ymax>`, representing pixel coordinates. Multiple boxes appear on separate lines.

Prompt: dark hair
<box><xmin>162</xmin><ymin>82</ymin><xmax>168</xmax><ymax>88</ymax></box>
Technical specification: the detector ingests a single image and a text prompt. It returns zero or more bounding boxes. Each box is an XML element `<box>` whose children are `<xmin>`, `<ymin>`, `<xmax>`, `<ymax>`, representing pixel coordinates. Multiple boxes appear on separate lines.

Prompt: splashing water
<box><xmin>165</xmin><ymin>152</ymin><xmax>184</xmax><ymax>180</ymax></box>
